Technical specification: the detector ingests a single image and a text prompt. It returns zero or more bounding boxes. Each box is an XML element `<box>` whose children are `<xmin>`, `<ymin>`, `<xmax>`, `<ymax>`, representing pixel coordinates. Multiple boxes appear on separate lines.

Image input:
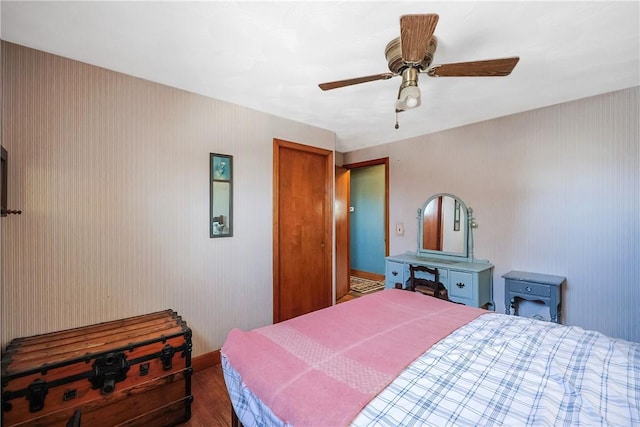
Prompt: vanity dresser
<box><xmin>386</xmin><ymin>193</ymin><xmax>494</xmax><ymax>309</ymax></box>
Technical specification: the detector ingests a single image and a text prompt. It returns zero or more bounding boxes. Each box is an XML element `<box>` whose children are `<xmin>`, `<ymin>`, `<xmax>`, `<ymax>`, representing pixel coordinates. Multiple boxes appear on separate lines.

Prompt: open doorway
<box><xmin>335</xmin><ymin>158</ymin><xmax>389</xmax><ymax>302</ymax></box>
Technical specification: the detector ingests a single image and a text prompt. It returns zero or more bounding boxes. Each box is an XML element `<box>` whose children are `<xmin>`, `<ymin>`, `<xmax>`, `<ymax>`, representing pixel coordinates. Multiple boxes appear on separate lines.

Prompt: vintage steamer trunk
<box><xmin>1</xmin><ymin>309</ymin><xmax>192</xmax><ymax>426</ymax></box>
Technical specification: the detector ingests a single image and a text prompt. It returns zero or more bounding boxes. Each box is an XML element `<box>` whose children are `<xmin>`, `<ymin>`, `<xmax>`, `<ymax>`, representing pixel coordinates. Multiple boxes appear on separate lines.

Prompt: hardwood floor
<box><xmin>183</xmin><ymin>364</ymin><xmax>232</xmax><ymax>427</ymax></box>
<box><xmin>336</xmin><ymin>290</ymin><xmax>361</xmax><ymax>304</ymax></box>
<box><xmin>337</xmin><ymin>288</ymin><xmax>385</xmax><ymax>304</ymax></box>
<box><xmin>337</xmin><ymin>273</ymin><xmax>385</xmax><ymax>304</ymax></box>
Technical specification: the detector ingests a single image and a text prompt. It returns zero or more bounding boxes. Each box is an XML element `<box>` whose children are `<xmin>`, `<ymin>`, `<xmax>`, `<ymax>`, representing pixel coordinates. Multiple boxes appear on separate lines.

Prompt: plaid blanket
<box><xmin>352</xmin><ymin>313</ymin><xmax>640</xmax><ymax>426</ymax></box>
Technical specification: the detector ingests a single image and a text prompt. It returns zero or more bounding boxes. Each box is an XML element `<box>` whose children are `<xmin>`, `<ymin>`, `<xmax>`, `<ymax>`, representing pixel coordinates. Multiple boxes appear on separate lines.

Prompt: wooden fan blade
<box><xmin>400</xmin><ymin>14</ymin><xmax>439</xmax><ymax>64</ymax></box>
<box><xmin>318</xmin><ymin>73</ymin><xmax>395</xmax><ymax>91</ymax></box>
<box><xmin>427</xmin><ymin>57</ymin><xmax>520</xmax><ymax>77</ymax></box>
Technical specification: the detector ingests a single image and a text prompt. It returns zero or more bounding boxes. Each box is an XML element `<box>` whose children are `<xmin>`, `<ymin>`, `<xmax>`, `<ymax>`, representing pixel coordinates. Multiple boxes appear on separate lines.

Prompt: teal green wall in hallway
<box><xmin>350</xmin><ymin>165</ymin><xmax>385</xmax><ymax>275</ymax></box>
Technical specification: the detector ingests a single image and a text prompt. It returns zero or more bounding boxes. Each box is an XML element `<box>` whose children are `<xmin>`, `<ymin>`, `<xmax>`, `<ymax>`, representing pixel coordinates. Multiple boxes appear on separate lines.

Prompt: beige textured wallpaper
<box><xmin>2</xmin><ymin>39</ymin><xmax>637</xmax><ymax>353</ymax></box>
<box><xmin>0</xmin><ymin>42</ymin><xmax>335</xmax><ymax>354</ymax></box>
<box><xmin>345</xmin><ymin>86</ymin><xmax>639</xmax><ymax>342</ymax></box>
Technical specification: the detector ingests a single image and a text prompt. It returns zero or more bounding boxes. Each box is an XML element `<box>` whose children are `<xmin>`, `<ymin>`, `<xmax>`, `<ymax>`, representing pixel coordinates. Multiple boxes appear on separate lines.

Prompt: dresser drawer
<box><xmin>505</xmin><ymin>279</ymin><xmax>551</xmax><ymax>297</ymax></box>
<box><xmin>449</xmin><ymin>271</ymin><xmax>473</xmax><ymax>299</ymax></box>
<box><xmin>386</xmin><ymin>261</ymin><xmax>405</xmax><ymax>289</ymax></box>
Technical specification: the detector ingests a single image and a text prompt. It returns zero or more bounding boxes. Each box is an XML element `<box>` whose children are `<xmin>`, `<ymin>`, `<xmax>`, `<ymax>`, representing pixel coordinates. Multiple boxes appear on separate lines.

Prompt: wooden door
<box><xmin>273</xmin><ymin>139</ymin><xmax>333</xmax><ymax>323</ymax></box>
<box><xmin>422</xmin><ymin>196</ymin><xmax>443</xmax><ymax>251</ymax></box>
<box><xmin>335</xmin><ymin>166</ymin><xmax>350</xmax><ymax>300</ymax></box>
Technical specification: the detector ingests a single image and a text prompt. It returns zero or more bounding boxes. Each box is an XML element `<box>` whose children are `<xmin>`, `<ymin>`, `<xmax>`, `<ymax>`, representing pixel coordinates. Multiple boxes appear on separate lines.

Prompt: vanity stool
<box><xmin>503</xmin><ymin>271</ymin><xmax>565</xmax><ymax>323</ymax></box>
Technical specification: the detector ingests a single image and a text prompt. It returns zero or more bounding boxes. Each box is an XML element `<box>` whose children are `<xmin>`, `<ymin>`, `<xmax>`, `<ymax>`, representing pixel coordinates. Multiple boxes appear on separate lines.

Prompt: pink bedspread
<box><xmin>222</xmin><ymin>289</ymin><xmax>485</xmax><ymax>426</ymax></box>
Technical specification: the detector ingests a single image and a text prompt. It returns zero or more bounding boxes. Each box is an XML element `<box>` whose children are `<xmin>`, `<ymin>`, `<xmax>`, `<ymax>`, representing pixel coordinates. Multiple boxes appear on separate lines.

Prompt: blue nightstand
<box><xmin>503</xmin><ymin>271</ymin><xmax>565</xmax><ymax>323</ymax></box>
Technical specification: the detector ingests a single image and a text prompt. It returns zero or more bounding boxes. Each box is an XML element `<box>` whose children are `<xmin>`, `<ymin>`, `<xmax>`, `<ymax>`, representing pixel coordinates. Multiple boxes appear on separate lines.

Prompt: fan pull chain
<box><xmin>395</xmin><ymin>112</ymin><xmax>399</xmax><ymax>129</ymax></box>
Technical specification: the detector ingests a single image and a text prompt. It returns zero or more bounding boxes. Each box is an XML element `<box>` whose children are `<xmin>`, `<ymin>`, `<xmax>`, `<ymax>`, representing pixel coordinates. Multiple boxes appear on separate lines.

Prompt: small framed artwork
<box><xmin>210</xmin><ymin>153</ymin><xmax>233</xmax><ymax>238</ymax></box>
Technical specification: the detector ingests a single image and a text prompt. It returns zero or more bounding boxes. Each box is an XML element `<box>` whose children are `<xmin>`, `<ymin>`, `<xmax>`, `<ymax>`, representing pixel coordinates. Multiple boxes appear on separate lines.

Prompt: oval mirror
<box><xmin>418</xmin><ymin>193</ymin><xmax>468</xmax><ymax>258</ymax></box>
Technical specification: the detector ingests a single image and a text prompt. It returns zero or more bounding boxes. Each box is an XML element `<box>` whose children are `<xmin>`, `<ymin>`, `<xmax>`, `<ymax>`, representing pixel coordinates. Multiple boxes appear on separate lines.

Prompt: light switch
<box><xmin>396</xmin><ymin>223</ymin><xmax>404</xmax><ymax>236</ymax></box>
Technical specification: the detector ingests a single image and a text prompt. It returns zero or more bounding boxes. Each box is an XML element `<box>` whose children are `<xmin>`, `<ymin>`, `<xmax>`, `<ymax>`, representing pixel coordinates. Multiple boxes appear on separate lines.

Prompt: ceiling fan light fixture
<box><xmin>395</xmin><ymin>67</ymin><xmax>421</xmax><ymax>111</ymax></box>
<box><xmin>396</xmin><ymin>85</ymin><xmax>421</xmax><ymax>110</ymax></box>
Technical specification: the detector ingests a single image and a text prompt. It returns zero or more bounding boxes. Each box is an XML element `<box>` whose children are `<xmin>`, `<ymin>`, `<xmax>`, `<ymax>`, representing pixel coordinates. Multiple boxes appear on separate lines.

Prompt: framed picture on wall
<box><xmin>210</xmin><ymin>153</ymin><xmax>233</xmax><ymax>238</ymax></box>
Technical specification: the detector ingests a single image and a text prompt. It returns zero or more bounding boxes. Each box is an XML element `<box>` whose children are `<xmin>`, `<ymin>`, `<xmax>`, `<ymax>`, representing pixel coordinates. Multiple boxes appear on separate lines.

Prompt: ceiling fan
<box><xmin>318</xmin><ymin>14</ymin><xmax>519</xmax><ymax>118</ymax></box>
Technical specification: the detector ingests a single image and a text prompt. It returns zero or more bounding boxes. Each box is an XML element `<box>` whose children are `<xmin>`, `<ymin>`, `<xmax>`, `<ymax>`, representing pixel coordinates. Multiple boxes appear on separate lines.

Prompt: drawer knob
<box><xmin>456</xmin><ymin>282</ymin><xmax>465</xmax><ymax>289</ymax></box>
<box><xmin>392</xmin><ymin>271</ymin><xmax>398</xmax><ymax>276</ymax></box>
<box><xmin>526</xmin><ymin>286</ymin><xmax>532</xmax><ymax>292</ymax></box>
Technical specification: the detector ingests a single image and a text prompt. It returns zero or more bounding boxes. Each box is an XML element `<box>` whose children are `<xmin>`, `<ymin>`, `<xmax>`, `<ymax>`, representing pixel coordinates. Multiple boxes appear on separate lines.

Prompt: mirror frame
<box><xmin>210</xmin><ymin>153</ymin><xmax>233</xmax><ymax>238</ymax></box>
<box><xmin>417</xmin><ymin>193</ymin><xmax>473</xmax><ymax>261</ymax></box>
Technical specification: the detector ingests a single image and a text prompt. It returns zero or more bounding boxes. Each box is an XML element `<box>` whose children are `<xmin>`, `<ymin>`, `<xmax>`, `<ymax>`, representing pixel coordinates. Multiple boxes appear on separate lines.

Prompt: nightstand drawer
<box><xmin>503</xmin><ymin>270</ymin><xmax>565</xmax><ymax>324</ymax></box>
<box><xmin>505</xmin><ymin>279</ymin><xmax>551</xmax><ymax>297</ymax></box>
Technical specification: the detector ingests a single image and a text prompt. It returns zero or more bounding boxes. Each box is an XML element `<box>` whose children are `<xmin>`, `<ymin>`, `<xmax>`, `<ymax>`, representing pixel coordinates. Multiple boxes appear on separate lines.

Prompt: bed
<box><xmin>221</xmin><ymin>289</ymin><xmax>640</xmax><ymax>426</ymax></box>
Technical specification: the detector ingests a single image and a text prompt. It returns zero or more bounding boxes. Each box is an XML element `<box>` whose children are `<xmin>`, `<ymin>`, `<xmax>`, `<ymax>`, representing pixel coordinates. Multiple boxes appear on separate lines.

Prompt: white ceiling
<box><xmin>1</xmin><ymin>1</ymin><xmax>639</xmax><ymax>153</ymax></box>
